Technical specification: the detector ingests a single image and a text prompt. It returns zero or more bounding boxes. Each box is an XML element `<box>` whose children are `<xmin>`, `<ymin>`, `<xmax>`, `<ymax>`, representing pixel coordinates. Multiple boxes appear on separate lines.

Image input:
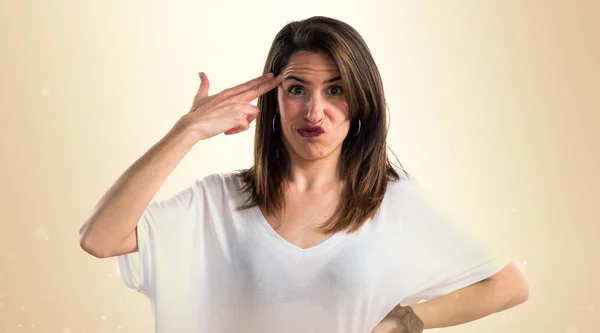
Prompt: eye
<box><xmin>327</xmin><ymin>86</ymin><xmax>343</xmax><ymax>95</ymax></box>
<box><xmin>288</xmin><ymin>86</ymin><xmax>305</xmax><ymax>95</ymax></box>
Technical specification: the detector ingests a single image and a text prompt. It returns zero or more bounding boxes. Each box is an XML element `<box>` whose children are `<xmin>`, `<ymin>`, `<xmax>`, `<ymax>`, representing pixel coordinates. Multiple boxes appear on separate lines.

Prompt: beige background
<box><xmin>1</xmin><ymin>0</ymin><xmax>598</xmax><ymax>332</ymax></box>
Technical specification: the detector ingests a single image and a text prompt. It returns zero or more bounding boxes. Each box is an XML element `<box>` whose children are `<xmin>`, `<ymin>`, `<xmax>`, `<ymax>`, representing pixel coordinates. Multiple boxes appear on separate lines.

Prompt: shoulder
<box><xmin>382</xmin><ymin>168</ymin><xmax>441</xmax><ymax>215</ymax></box>
<box><xmin>196</xmin><ymin>171</ymin><xmax>239</xmax><ymax>189</ymax></box>
<box><xmin>192</xmin><ymin>170</ymin><xmax>247</xmax><ymax>202</ymax></box>
<box><xmin>385</xmin><ymin>168</ymin><xmax>420</xmax><ymax>199</ymax></box>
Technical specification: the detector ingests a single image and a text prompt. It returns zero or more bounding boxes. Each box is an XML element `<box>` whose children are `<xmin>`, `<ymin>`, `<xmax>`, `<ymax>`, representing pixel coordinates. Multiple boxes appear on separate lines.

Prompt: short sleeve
<box><xmin>395</xmin><ymin>179</ymin><xmax>509</xmax><ymax>305</ymax></box>
<box><xmin>117</xmin><ymin>177</ymin><xmax>204</xmax><ymax>297</ymax></box>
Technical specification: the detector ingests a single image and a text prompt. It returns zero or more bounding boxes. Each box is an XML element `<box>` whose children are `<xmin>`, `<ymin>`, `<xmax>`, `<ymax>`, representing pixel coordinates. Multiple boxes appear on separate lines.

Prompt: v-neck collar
<box><xmin>251</xmin><ymin>205</ymin><xmax>346</xmax><ymax>259</ymax></box>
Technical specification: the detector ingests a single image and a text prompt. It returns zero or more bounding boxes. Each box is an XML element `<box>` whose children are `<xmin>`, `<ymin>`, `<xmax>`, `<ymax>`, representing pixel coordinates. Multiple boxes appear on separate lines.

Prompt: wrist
<box><xmin>164</xmin><ymin>124</ymin><xmax>202</xmax><ymax>150</ymax></box>
<box><xmin>384</xmin><ymin>305</ymin><xmax>424</xmax><ymax>333</ymax></box>
<box><xmin>169</xmin><ymin>118</ymin><xmax>207</xmax><ymax>145</ymax></box>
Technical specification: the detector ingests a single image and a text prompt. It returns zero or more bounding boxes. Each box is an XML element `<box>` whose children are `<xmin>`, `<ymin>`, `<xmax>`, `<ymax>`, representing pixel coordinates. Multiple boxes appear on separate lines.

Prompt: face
<box><xmin>276</xmin><ymin>51</ymin><xmax>351</xmax><ymax>163</ymax></box>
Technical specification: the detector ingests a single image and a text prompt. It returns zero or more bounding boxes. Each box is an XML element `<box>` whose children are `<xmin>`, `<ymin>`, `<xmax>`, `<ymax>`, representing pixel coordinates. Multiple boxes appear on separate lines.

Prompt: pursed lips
<box><xmin>296</xmin><ymin>126</ymin><xmax>325</xmax><ymax>137</ymax></box>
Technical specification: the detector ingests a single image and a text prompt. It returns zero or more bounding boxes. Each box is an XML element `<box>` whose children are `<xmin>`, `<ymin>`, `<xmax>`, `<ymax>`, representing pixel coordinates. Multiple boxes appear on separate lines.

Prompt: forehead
<box><xmin>281</xmin><ymin>51</ymin><xmax>340</xmax><ymax>78</ymax></box>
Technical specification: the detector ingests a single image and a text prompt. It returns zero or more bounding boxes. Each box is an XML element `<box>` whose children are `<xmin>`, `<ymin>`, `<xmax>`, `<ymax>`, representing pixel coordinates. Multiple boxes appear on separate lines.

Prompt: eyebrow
<box><xmin>284</xmin><ymin>75</ymin><xmax>342</xmax><ymax>85</ymax></box>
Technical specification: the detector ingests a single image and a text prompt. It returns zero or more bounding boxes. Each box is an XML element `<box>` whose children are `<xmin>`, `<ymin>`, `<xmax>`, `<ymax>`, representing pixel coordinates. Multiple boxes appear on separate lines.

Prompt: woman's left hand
<box><xmin>371</xmin><ymin>305</ymin><xmax>424</xmax><ymax>333</ymax></box>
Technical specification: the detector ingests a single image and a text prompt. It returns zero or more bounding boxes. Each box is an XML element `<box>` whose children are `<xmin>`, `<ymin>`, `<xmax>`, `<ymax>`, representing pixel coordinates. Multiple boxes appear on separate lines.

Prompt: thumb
<box><xmin>196</xmin><ymin>72</ymin><xmax>210</xmax><ymax>98</ymax></box>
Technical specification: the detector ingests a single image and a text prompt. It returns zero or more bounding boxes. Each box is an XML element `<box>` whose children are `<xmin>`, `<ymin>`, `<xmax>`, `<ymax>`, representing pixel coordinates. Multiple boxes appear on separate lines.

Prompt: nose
<box><xmin>305</xmin><ymin>95</ymin><xmax>325</xmax><ymax>124</ymax></box>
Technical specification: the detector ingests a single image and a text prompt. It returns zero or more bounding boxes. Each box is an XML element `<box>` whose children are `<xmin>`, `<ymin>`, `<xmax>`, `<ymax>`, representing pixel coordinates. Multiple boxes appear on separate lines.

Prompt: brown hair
<box><xmin>236</xmin><ymin>16</ymin><xmax>407</xmax><ymax>233</ymax></box>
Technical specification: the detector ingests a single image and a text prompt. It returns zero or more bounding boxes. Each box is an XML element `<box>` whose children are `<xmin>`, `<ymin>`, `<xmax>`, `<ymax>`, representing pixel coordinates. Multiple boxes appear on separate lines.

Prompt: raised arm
<box><xmin>79</xmin><ymin>71</ymin><xmax>282</xmax><ymax>258</ymax></box>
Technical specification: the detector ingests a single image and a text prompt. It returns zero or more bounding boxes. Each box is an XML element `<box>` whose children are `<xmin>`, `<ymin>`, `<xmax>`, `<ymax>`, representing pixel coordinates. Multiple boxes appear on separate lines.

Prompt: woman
<box><xmin>79</xmin><ymin>16</ymin><xmax>529</xmax><ymax>333</ymax></box>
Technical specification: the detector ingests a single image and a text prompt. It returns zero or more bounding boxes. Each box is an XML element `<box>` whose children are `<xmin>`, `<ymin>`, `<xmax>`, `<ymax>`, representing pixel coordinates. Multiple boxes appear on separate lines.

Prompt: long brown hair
<box><xmin>236</xmin><ymin>16</ymin><xmax>407</xmax><ymax>233</ymax></box>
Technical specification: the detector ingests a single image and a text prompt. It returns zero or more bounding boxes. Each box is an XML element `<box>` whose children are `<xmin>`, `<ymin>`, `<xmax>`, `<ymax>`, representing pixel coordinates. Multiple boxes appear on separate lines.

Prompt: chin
<box><xmin>283</xmin><ymin>135</ymin><xmax>343</xmax><ymax>162</ymax></box>
<box><xmin>293</xmin><ymin>145</ymin><xmax>339</xmax><ymax>162</ymax></box>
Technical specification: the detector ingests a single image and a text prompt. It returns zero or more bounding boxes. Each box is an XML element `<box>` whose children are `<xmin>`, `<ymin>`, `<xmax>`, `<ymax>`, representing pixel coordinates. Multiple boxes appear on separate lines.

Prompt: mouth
<box><xmin>296</xmin><ymin>126</ymin><xmax>325</xmax><ymax>138</ymax></box>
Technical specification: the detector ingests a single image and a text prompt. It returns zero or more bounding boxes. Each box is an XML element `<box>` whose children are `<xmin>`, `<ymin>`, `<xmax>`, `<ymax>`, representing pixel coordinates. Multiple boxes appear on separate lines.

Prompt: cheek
<box><xmin>277</xmin><ymin>98</ymin><xmax>303</xmax><ymax>122</ymax></box>
<box><xmin>332</xmin><ymin>101</ymin><xmax>351</xmax><ymax>124</ymax></box>
<box><xmin>278</xmin><ymin>98</ymin><xmax>296</xmax><ymax>111</ymax></box>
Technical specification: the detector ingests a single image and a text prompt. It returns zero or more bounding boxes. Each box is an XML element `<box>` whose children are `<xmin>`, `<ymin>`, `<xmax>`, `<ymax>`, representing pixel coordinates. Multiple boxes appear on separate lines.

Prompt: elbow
<box><xmin>79</xmin><ymin>230</ymin><xmax>110</xmax><ymax>259</ymax></box>
<box><xmin>514</xmin><ymin>278</ymin><xmax>530</xmax><ymax>305</ymax></box>
<box><xmin>509</xmin><ymin>264</ymin><xmax>530</xmax><ymax>306</ymax></box>
<box><xmin>485</xmin><ymin>262</ymin><xmax>530</xmax><ymax>310</ymax></box>
<box><xmin>506</xmin><ymin>271</ymin><xmax>530</xmax><ymax>310</ymax></box>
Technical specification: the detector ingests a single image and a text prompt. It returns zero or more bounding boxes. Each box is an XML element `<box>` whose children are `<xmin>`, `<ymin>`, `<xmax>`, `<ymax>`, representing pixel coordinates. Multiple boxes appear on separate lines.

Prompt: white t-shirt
<box><xmin>118</xmin><ymin>170</ymin><xmax>507</xmax><ymax>333</ymax></box>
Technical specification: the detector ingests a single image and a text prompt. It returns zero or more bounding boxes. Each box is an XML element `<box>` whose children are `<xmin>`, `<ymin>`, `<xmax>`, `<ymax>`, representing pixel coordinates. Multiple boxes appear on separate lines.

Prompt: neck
<box><xmin>286</xmin><ymin>152</ymin><xmax>342</xmax><ymax>193</ymax></box>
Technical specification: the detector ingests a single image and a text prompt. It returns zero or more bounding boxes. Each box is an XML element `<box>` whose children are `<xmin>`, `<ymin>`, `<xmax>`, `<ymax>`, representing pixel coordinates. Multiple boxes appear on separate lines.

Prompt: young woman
<box><xmin>79</xmin><ymin>16</ymin><xmax>529</xmax><ymax>333</ymax></box>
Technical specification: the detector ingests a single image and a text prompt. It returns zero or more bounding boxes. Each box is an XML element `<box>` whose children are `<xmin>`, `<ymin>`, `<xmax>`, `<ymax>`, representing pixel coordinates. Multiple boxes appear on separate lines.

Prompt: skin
<box><xmin>275</xmin><ymin>51</ymin><xmax>530</xmax><ymax>333</ymax></box>
<box><xmin>79</xmin><ymin>72</ymin><xmax>283</xmax><ymax>258</ymax></box>
<box><xmin>257</xmin><ymin>50</ymin><xmax>350</xmax><ymax>248</ymax></box>
<box><xmin>276</xmin><ymin>50</ymin><xmax>350</xmax><ymax>192</ymax></box>
<box><xmin>373</xmin><ymin>263</ymin><xmax>529</xmax><ymax>332</ymax></box>
<box><xmin>79</xmin><ymin>44</ymin><xmax>529</xmax><ymax>331</ymax></box>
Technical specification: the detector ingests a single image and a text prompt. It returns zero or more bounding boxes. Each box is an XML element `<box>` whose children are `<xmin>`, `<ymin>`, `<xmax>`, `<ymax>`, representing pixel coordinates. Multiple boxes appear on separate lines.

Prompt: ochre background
<box><xmin>1</xmin><ymin>1</ymin><xmax>598</xmax><ymax>332</ymax></box>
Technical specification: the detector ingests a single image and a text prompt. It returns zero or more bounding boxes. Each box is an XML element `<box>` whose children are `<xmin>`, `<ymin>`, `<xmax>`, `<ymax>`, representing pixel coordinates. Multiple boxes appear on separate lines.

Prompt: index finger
<box><xmin>220</xmin><ymin>73</ymin><xmax>275</xmax><ymax>99</ymax></box>
<box><xmin>237</xmin><ymin>74</ymin><xmax>282</xmax><ymax>103</ymax></box>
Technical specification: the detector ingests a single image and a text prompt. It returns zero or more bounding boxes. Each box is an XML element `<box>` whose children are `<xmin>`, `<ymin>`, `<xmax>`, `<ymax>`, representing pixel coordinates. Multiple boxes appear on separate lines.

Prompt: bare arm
<box><xmin>79</xmin><ymin>71</ymin><xmax>282</xmax><ymax>259</ymax></box>
<box><xmin>373</xmin><ymin>262</ymin><xmax>529</xmax><ymax>332</ymax></box>
<box><xmin>410</xmin><ymin>262</ymin><xmax>529</xmax><ymax>329</ymax></box>
<box><xmin>78</xmin><ymin>128</ymin><xmax>197</xmax><ymax>258</ymax></box>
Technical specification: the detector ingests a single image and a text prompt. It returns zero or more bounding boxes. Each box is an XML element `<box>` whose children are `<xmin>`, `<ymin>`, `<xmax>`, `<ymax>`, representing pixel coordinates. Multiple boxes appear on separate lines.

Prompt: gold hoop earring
<box><xmin>351</xmin><ymin>118</ymin><xmax>361</xmax><ymax>136</ymax></box>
